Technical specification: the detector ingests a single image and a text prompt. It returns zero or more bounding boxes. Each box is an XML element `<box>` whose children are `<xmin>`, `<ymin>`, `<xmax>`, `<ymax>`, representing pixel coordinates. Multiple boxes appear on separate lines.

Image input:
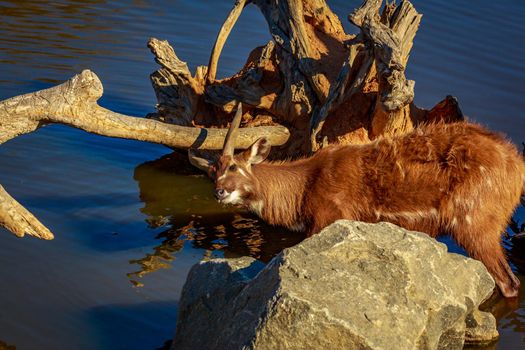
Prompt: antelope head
<box><xmin>188</xmin><ymin>104</ymin><xmax>271</xmax><ymax>207</ymax></box>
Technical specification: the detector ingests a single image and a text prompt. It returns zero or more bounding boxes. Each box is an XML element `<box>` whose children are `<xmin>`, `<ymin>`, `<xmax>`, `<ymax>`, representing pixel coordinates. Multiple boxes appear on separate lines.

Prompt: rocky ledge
<box><xmin>172</xmin><ymin>220</ymin><xmax>498</xmax><ymax>350</ymax></box>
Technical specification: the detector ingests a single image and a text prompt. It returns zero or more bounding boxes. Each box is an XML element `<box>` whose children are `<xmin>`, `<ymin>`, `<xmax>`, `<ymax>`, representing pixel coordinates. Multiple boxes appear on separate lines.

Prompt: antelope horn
<box><xmin>223</xmin><ymin>103</ymin><xmax>243</xmax><ymax>156</ymax></box>
<box><xmin>188</xmin><ymin>149</ymin><xmax>212</xmax><ymax>173</ymax></box>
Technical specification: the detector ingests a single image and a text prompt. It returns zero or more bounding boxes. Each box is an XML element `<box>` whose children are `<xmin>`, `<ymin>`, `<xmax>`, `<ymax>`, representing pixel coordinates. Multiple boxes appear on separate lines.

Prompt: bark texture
<box><xmin>173</xmin><ymin>221</ymin><xmax>498</xmax><ymax>350</ymax></box>
<box><xmin>1</xmin><ymin>0</ymin><xmax>466</xmax><ymax>239</ymax></box>
<box><xmin>149</xmin><ymin>0</ymin><xmax>462</xmax><ymax>153</ymax></box>
<box><xmin>0</xmin><ymin>70</ymin><xmax>288</xmax><ymax>238</ymax></box>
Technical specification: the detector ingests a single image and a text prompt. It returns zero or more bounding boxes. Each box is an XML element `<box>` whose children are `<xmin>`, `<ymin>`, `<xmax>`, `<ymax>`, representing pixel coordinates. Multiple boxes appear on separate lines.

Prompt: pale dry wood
<box><xmin>148</xmin><ymin>38</ymin><xmax>204</xmax><ymax>126</ymax></box>
<box><xmin>0</xmin><ymin>185</ymin><xmax>53</xmax><ymax>240</ymax></box>
<box><xmin>0</xmin><ymin>70</ymin><xmax>289</xmax><ymax>239</ymax></box>
<box><xmin>310</xmin><ymin>0</ymin><xmax>421</xmax><ymax>148</ymax></box>
<box><xmin>206</xmin><ymin>0</ymin><xmax>249</xmax><ymax>84</ymax></box>
<box><xmin>363</xmin><ymin>0</ymin><xmax>421</xmax><ymax>137</ymax></box>
<box><xmin>310</xmin><ymin>46</ymin><xmax>372</xmax><ymax>150</ymax></box>
<box><xmin>149</xmin><ymin>0</ymin><xmax>459</xmax><ymax>154</ymax></box>
<box><xmin>196</xmin><ymin>0</ymin><xmax>350</xmax><ymax>120</ymax></box>
<box><xmin>205</xmin><ymin>41</ymin><xmax>278</xmax><ymax>114</ymax></box>
<box><xmin>0</xmin><ymin>70</ymin><xmax>289</xmax><ymax>149</ymax></box>
<box><xmin>251</xmin><ymin>0</ymin><xmax>348</xmax><ymax>118</ymax></box>
<box><xmin>348</xmin><ymin>0</ymin><xmax>382</xmax><ymax>27</ymax></box>
<box><xmin>148</xmin><ymin>0</ymin><xmax>353</xmax><ymax>154</ymax></box>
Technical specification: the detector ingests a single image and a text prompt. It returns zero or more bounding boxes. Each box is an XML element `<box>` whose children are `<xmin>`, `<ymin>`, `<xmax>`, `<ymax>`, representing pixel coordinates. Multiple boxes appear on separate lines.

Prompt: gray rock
<box><xmin>172</xmin><ymin>220</ymin><xmax>498</xmax><ymax>350</ymax></box>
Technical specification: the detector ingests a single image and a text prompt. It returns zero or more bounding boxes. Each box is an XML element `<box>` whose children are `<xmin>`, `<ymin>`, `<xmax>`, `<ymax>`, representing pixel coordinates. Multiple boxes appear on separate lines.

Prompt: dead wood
<box><xmin>0</xmin><ymin>185</ymin><xmax>53</xmax><ymax>240</ymax></box>
<box><xmin>2</xmin><ymin>0</ymin><xmax>466</xmax><ymax>240</ymax></box>
<box><xmin>0</xmin><ymin>70</ymin><xmax>289</xmax><ymax>239</ymax></box>
<box><xmin>149</xmin><ymin>0</ymin><xmax>462</xmax><ymax>154</ymax></box>
<box><xmin>206</xmin><ymin>0</ymin><xmax>249</xmax><ymax>85</ymax></box>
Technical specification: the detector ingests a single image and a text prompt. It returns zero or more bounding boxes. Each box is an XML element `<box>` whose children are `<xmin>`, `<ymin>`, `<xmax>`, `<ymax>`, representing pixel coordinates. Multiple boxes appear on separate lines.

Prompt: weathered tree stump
<box><xmin>148</xmin><ymin>0</ymin><xmax>462</xmax><ymax>154</ymax></box>
<box><xmin>0</xmin><ymin>0</ymin><xmax>466</xmax><ymax>239</ymax></box>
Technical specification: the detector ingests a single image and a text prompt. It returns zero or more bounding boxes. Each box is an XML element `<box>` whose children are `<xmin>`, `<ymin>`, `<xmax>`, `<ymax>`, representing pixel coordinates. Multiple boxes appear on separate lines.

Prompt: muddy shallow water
<box><xmin>0</xmin><ymin>1</ymin><xmax>524</xmax><ymax>349</ymax></box>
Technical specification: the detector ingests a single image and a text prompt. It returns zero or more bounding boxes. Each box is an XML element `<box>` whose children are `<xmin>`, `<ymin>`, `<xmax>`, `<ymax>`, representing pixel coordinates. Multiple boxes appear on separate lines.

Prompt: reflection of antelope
<box><xmin>190</xmin><ymin>104</ymin><xmax>525</xmax><ymax>298</ymax></box>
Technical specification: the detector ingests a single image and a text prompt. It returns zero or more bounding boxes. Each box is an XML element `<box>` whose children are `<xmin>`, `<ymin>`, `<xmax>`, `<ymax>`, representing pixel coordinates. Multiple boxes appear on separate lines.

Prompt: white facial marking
<box><xmin>221</xmin><ymin>190</ymin><xmax>243</xmax><ymax>205</ymax></box>
<box><xmin>217</xmin><ymin>174</ymin><xmax>227</xmax><ymax>181</ymax></box>
<box><xmin>239</xmin><ymin>168</ymin><xmax>249</xmax><ymax>178</ymax></box>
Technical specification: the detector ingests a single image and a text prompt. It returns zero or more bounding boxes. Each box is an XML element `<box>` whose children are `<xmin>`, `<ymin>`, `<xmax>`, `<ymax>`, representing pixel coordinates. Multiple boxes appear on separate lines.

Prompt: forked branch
<box><xmin>206</xmin><ymin>0</ymin><xmax>250</xmax><ymax>84</ymax></box>
<box><xmin>0</xmin><ymin>70</ymin><xmax>289</xmax><ymax>239</ymax></box>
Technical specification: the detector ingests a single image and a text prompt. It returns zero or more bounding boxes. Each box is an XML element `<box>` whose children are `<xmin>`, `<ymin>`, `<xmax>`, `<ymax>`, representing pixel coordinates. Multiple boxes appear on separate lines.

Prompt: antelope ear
<box><xmin>245</xmin><ymin>137</ymin><xmax>271</xmax><ymax>164</ymax></box>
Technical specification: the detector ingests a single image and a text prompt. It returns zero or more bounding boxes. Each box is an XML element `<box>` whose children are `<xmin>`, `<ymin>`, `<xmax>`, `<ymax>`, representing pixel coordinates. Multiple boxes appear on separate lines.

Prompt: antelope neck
<box><xmin>250</xmin><ymin>160</ymin><xmax>310</xmax><ymax>228</ymax></box>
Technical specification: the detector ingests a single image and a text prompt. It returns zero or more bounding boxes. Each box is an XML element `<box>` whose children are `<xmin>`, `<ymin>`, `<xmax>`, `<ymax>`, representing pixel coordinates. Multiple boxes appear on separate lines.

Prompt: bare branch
<box><xmin>206</xmin><ymin>0</ymin><xmax>249</xmax><ymax>84</ymax></box>
<box><xmin>0</xmin><ymin>70</ymin><xmax>289</xmax><ymax>239</ymax></box>
<box><xmin>363</xmin><ymin>0</ymin><xmax>422</xmax><ymax>138</ymax></box>
<box><xmin>148</xmin><ymin>38</ymin><xmax>203</xmax><ymax>126</ymax></box>
<box><xmin>348</xmin><ymin>0</ymin><xmax>381</xmax><ymax>27</ymax></box>
<box><xmin>0</xmin><ymin>70</ymin><xmax>289</xmax><ymax>150</ymax></box>
<box><xmin>0</xmin><ymin>185</ymin><xmax>53</xmax><ymax>240</ymax></box>
<box><xmin>310</xmin><ymin>46</ymin><xmax>372</xmax><ymax>150</ymax></box>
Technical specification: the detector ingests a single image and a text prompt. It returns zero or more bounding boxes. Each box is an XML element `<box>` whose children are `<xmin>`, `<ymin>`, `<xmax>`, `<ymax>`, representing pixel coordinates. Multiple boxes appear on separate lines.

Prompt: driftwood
<box><xmin>1</xmin><ymin>0</ymin><xmax>466</xmax><ymax>240</ymax></box>
<box><xmin>0</xmin><ymin>70</ymin><xmax>288</xmax><ymax>239</ymax></box>
<box><xmin>149</xmin><ymin>0</ymin><xmax>462</xmax><ymax>153</ymax></box>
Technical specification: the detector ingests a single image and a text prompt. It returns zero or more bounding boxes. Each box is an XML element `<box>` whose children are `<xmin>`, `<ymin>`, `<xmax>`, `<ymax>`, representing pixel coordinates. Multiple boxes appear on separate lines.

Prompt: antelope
<box><xmin>189</xmin><ymin>105</ymin><xmax>525</xmax><ymax>298</ymax></box>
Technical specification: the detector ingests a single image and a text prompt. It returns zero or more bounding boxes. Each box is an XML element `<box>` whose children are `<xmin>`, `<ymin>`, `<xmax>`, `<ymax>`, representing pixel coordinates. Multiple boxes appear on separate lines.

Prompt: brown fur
<box><xmin>210</xmin><ymin>122</ymin><xmax>525</xmax><ymax>298</ymax></box>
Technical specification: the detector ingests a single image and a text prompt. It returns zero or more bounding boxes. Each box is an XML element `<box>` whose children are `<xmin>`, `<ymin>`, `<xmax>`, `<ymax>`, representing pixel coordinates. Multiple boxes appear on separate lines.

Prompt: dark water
<box><xmin>0</xmin><ymin>1</ymin><xmax>523</xmax><ymax>349</ymax></box>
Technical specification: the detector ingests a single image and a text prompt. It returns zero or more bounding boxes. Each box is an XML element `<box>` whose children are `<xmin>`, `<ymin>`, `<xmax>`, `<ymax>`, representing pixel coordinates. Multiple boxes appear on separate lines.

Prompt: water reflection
<box><xmin>128</xmin><ymin>152</ymin><xmax>305</xmax><ymax>286</ymax></box>
<box><xmin>0</xmin><ymin>0</ymin><xmax>523</xmax><ymax>348</ymax></box>
<box><xmin>509</xmin><ymin>214</ymin><xmax>525</xmax><ymax>276</ymax></box>
<box><xmin>468</xmin><ymin>283</ymin><xmax>525</xmax><ymax>350</ymax></box>
<box><xmin>0</xmin><ymin>341</ymin><xmax>15</xmax><ymax>350</ymax></box>
<box><xmin>130</xmin><ymin>154</ymin><xmax>525</xmax><ymax>350</ymax></box>
<box><xmin>1</xmin><ymin>1</ymin><xmax>114</xmax><ymax>68</ymax></box>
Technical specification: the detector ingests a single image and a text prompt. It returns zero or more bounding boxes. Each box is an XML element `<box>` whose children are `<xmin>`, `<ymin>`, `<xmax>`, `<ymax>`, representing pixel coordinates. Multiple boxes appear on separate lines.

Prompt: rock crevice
<box><xmin>172</xmin><ymin>220</ymin><xmax>498</xmax><ymax>350</ymax></box>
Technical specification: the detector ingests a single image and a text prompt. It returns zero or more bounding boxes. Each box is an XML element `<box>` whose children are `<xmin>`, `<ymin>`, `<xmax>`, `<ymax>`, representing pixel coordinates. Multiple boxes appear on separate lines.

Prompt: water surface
<box><xmin>0</xmin><ymin>1</ymin><xmax>524</xmax><ymax>349</ymax></box>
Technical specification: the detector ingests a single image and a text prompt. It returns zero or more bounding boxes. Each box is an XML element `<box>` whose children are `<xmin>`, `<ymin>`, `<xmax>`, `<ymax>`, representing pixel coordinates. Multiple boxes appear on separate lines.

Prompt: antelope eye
<box><xmin>229</xmin><ymin>164</ymin><xmax>237</xmax><ymax>171</ymax></box>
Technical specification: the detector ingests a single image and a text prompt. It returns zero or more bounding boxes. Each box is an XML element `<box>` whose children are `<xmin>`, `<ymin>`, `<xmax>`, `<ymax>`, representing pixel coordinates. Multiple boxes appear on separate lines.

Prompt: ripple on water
<box><xmin>0</xmin><ymin>1</ymin><xmax>524</xmax><ymax>349</ymax></box>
